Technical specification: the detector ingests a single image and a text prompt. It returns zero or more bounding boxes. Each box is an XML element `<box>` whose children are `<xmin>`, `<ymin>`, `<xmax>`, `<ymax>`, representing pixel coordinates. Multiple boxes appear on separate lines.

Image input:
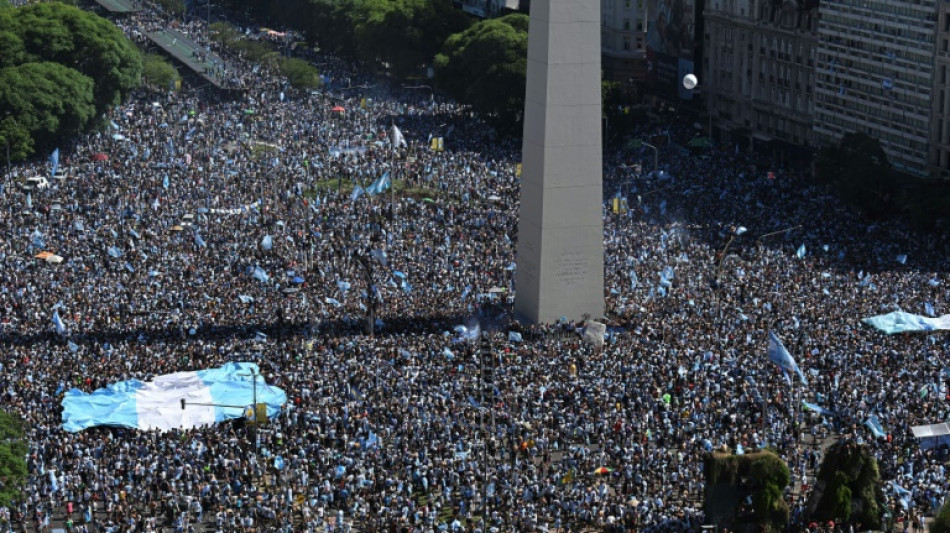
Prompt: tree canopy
<box><xmin>932</xmin><ymin>501</ymin><xmax>950</xmax><ymax>533</ymax></box>
<box><xmin>809</xmin><ymin>441</ymin><xmax>881</xmax><ymax>529</ymax></box>
<box><xmin>0</xmin><ymin>2</ymin><xmax>141</xmax><ymax>161</ymax></box>
<box><xmin>0</xmin><ymin>410</ymin><xmax>27</xmax><ymax>507</ymax></box>
<box><xmin>142</xmin><ymin>53</ymin><xmax>180</xmax><ymax>90</ymax></box>
<box><xmin>816</xmin><ymin>132</ymin><xmax>896</xmax><ymax>218</ymax></box>
<box><xmin>434</xmin><ymin>13</ymin><xmax>528</xmax><ymax>133</ymax></box>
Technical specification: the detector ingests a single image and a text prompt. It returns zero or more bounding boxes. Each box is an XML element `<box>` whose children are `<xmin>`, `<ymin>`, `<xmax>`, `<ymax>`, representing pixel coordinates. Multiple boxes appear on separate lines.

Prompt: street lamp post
<box><xmin>631</xmin><ymin>139</ymin><xmax>659</xmax><ymax>173</ymax></box>
<box><xmin>239</xmin><ymin>368</ymin><xmax>261</xmax><ymax>451</ymax></box>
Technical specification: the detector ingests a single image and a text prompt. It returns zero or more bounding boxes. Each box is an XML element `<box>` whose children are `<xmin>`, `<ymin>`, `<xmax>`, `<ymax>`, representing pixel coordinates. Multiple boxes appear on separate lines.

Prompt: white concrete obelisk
<box><xmin>515</xmin><ymin>0</ymin><xmax>604</xmax><ymax>324</ymax></box>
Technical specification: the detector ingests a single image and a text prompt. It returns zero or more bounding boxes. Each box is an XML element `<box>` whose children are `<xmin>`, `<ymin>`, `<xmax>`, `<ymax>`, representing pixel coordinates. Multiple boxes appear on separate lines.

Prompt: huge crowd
<box><xmin>0</xmin><ymin>3</ymin><xmax>948</xmax><ymax>533</ymax></box>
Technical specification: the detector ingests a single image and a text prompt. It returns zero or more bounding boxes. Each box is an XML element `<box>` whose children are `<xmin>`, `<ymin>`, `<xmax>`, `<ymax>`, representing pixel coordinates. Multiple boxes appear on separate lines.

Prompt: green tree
<box><xmin>142</xmin><ymin>53</ymin><xmax>180</xmax><ymax>89</ymax></box>
<box><xmin>0</xmin><ymin>116</ymin><xmax>34</xmax><ymax>163</ymax></box>
<box><xmin>153</xmin><ymin>0</ymin><xmax>185</xmax><ymax>16</ymax></box>
<box><xmin>932</xmin><ymin>501</ymin><xmax>950</xmax><ymax>533</ymax></box>
<box><xmin>705</xmin><ymin>450</ymin><xmax>790</xmax><ymax>533</ymax></box>
<box><xmin>0</xmin><ymin>410</ymin><xmax>27</xmax><ymax>507</ymax></box>
<box><xmin>346</xmin><ymin>0</ymin><xmax>469</xmax><ymax>78</ymax></box>
<box><xmin>434</xmin><ymin>13</ymin><xmax>527</xmax><ymax>133</ymax></box>
<box><xmin>3</xmin><ymin>2</ymin><xmax>142</xmax><ymax>116</ymax></box>
<box><xmin>279</xmin><ymin>57</ymin><xmax>321</xmax><ymax>90</ymax></box>
<box><xmin>209</xmin><ymin>21</ymin><xmax>240</xmax><ymax>48</ymax></box>
<box><xmin>816</xmin><ymin>132</ymin><xmax>896</xmax><ymax>218</ymax></box>
<box><xmin>0</xmin><ymin>62</ymin><xmax>96</xmax><ymax>154</ymax></box>
<box><xmin>810</xmin><ymin>441</ymin><xmax>881</xmax><ymax>529</ymax></box>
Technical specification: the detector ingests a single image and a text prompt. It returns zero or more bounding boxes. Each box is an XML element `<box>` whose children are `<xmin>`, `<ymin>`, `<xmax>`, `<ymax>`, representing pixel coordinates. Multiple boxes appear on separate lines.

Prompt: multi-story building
<box><xmin>703</xmin><ymin>0</ymin><xmax>820</xmax><ymax>151</ymax></box>
<box><xmin>931</xmin><ymin>3</ymin><xmax>950</xmax><ymax>178</ymax></box>
<box><xmin>454</xmin><ymin>0</ymin><xmax>520</xmax><ymax>18</ymax></box>
<box><xmin>602</xmin><ymin>0</ymin><xmax>650</xmax><ymax>85</ymax></box>
<box><xmin>813</xmin><ymin>0</ymin><xmax>937</xmax><ymax>176</ymax></box>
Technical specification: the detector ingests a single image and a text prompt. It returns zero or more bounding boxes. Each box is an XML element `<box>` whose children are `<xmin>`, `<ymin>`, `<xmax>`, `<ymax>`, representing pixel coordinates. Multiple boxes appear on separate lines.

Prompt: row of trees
<box><xmin>816</xmin><ymin>132</ymin><xmax>950</xmax><ymax>229</ymax></box>
<box><xmin>208</xmin><ymin>22</ymin><xmax>320</xmax><ymax>90</ymax></box>
<box><xmin>211</xmin><ymin>0</ymin><xmax>528</xmax><ymax>130</ymax></box>
<box><xmin>0</xmin><ymin>2</ymin><xmax>142</xmax><ymax>162</ymax></box>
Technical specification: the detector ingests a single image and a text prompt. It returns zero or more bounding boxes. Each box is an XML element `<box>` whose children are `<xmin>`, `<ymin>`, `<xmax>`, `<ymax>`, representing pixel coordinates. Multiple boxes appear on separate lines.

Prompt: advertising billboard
<box><xmin>646</xmin><ymin>0</ymin><xmax>696</xmax><ymax>100</ymax></box>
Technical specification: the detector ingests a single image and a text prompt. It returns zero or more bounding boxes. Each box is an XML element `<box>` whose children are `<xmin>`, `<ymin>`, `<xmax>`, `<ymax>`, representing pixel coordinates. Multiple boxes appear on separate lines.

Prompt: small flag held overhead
<box><xmin>52</xmin><ymin>310</ymin><xmax>66</xmax><ymax>335</ymax></box>
<box><xmin>767</xmin><ymin>331</ymin><xmax>807</xmax><ymax>385</ymax></box>
<box><xmin>796</xmin><ymin>244</ymin><xmax>806</xmax><ymax>259</ymax></box>
<box><xmin>391</xmin><ymin>125</ymin><xmax>407</xmax><ymax>150</ymax></box>
<box><xmin>50</xmin><ymin>148</ymin><xmax>60</xmax><ymax>178</ymax></box>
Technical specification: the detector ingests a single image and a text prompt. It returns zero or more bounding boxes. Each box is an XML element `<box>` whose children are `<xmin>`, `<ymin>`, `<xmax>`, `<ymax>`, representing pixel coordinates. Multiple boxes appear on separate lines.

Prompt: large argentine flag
<box><xmin>863</xmin><ymin>311</ymin><xmax>950</xmax><ymax>334</ymax></box>
<box><xmin>62</xmin><ymin>362</ymin><xmax>287</xmax><ymax>432</ymax></box>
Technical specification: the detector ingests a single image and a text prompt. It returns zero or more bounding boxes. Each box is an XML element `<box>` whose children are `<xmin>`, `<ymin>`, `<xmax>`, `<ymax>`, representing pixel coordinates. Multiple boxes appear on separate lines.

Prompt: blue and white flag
<box><xmin>162</xmin><ymin>174</ymin><xmax>169</xmax><ymax>189</ymax></box>
<box><xmin>925</xmin><ymin>302</ymin><xmax>936</xmax><ymax>317</ymax></box>
<box><xmin>442</xmin><ymin>347</ymin><xmax>455</xmax><ymax>359</ymax></box>
<box><xmin>350</xmin><ymin>186</ymin><xmax>364</xmax><ymax>202</ymax></box>
<box><xmin>391</xmin><ymin>125</ymin><xmax>407</xmax><ymax>150</ymax></box>
<box><xmin>250</xmin><ymin>266</ymin><xmax>269</xmax><ymax>283</ymax></box>
<box><xmin>802</xmin><ymin>401</ymin><xmax>834</xmax><ymax>416</ymax></box>
<box><xmin>896</xmin><ymin>254</ymin><xmax>907</xmax><ymax>264</ymax></box>
<box><xmin>865</xmin><ymin>414</ymin><xmax>886</xmax><ymax>438</ymax></box>
<box><xmin>26</xmin><ymin>193</ymin><xmax>32</xmax><ymax>209</ymax></box>
<box><xmin>107</xmin><ymin>246</ymin><xmax>123</xmax><ymax>258</ymax></box>
<box><xmin>890</xmin><ymin>481</ymin><xmax>912</xmax><ymax>509</ymax></box>
<box><xmin>52</xmin><ymin>310</ymin><xmax>66</xmax><ymax>335</ymax></box>
<box><xmin>863</xmin><ymin>311</ymin><xmax>950</xmax><ymax>334</ymax></box>
<box><xmin>61</xmin><ymin>362</ymin><xmax>287</xmax><ymax>432</ymax></box>
<box><xmin>508</xmin><ymin>331</ymin><xmax>523</xmax><ymax>343</ymax></box>
<box><xmin>325</xmin><ymin>297</ymin><xmax>341</xmax><ymax>307</ymax></box>
<box><xmin>366</xmin><ymin>172</ymin><xmax>391</xmax><ymax>196</ymax></box>
<box><xmin>659</xmin><ymin>266</ymin><xmax>674</xmax><ymax>287</ymax></box>
<box><xmin>796</xmin><ymin>244</ymin><xmax>806</xmax><ymax>259</ymax></box>
<box><xmin>370</xmin><ymin>248</ymin><xmax>388</xmax><ymax>267</ymax></box>
<box><xmin>767</xmin><ymin>331</ymin><xmax>807</xmax><ymax>385</ymax></box>
<box><xmin>261</xmin><ymin>235</ymin><xmax>273</xmax><ymax>251</ymax></box>
<box><xmin>195</xmin><ymin>232</ymin><xmax>207</xmax><ymax>248</ymax></box>
<box><xmin>337</xmin><ymin>280</ymin><xmax>351</xmax><ymax>294</ymax></box>
<box><xmin>49</xmin><ymin>148</ymin><xmax>60</xmax><ymax>178</ymax></box>
<box><xmin>237</xmin><ymin>294</ymin><xmax>255</xmax><ymax>304</ymax></box>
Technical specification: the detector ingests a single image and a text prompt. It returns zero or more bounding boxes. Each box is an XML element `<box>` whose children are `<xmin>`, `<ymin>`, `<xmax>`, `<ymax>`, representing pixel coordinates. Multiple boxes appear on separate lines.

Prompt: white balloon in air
<box><xmin>683</xmin><ymin>74</ymin><xmax>698</xmax><ymax>90</ymax></box>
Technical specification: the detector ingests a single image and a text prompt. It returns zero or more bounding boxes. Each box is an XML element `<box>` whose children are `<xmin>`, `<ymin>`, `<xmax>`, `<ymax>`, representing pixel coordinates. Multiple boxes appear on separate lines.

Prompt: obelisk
<box><xmin>515</xmin><ymin>0</ymin><xmax>604</xmax><ymax>324</ymax></box>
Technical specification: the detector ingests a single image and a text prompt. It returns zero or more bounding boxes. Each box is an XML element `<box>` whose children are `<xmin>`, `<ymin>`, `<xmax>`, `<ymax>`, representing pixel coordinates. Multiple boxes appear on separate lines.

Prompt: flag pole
<box><xmin>391</xmin><ymin>123</ymin><xmax>396</xmax><ymax>216</ymax></box>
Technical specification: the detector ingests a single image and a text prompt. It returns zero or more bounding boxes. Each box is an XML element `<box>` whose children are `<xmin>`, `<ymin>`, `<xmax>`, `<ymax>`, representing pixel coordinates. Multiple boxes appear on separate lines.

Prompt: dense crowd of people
<box><xmin>0</xmin><ymin>2</ymin><xmax>948</xmax><ymax>533</ymax></box>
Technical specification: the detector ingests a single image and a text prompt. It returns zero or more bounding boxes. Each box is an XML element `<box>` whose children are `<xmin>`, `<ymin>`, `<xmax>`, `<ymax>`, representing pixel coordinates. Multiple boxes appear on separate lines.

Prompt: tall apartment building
<box><xmin>932</xmin><ymin>4</ymin><xmax>950</xmax><ymax>178</ymax></box>
<box><xmin>813</xmin><ymin>0</ymin><xmax>937</xmax><ymax>176</ymax></box>
<box><xmin>602</xmin><ymin>0</ymin><xmax>650</xmax><ymax>84</ymax></box>
<box><xmin>703</xmin><ymin>0</ymin><xmax>820</xmax><ymax>150</ymax></box>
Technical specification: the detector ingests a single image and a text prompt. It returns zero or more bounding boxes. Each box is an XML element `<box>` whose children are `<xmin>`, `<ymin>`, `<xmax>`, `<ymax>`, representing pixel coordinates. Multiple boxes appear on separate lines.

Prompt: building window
<box><xmin>637</xmin><ymin>36</ymin><xmax>643</xmax><ymax>49</ymax></box>
<box><xmin>624</xmin><ymin>18</ymin><xmax>631</xmax><ymax>30</ymax></box>
<box><xmin>623</xmin><ymin>36</ymin><xmax>631</xmax><ymax>50</ymax></box>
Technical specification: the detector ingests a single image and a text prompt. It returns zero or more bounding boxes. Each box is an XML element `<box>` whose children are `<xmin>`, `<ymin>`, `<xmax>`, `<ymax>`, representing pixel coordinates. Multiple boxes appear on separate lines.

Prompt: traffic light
<box><xmin>180</xmin><ymin>398</ymin><xmax>186</xmax><ymax>410</ymax></box>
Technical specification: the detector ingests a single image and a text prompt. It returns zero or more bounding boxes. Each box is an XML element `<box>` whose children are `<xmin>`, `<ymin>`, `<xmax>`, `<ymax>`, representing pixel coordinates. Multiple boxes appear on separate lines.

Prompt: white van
<box><xmin>22</xmin><ymin>176</ymin><xmax>49</xmax><ymax>190</ymax></box>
